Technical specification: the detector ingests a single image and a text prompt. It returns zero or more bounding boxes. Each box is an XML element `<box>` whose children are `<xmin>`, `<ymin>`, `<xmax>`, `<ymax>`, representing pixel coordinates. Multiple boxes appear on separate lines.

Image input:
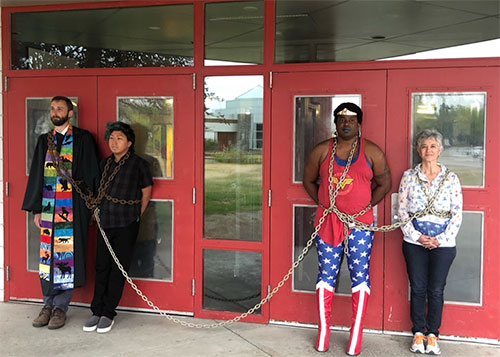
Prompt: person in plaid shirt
<box><xmin>84</xmin><ymin>121</ymin><xmax>152</xmax><ymax>334</ymax></box>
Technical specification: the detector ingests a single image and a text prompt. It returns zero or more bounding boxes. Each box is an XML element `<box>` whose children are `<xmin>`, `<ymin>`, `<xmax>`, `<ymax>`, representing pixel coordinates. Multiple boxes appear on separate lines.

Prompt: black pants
<box><xmin>403</xmin><ymin>241</ymin><xmax>456</xmax><ymax>336</ymax></box>
<box><xmin>91</xmin><ymin>220</ymin><xmax>140</xmax><ymax>319</ymax></box>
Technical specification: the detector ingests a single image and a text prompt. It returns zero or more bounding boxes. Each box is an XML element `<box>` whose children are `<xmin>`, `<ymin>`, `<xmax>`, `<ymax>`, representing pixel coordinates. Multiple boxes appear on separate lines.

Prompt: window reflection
<box><xmin>12</xmin><ymin>5</ymin><xmax>193</xmax><ymax>70</ymax></box>
<box><xmin>204</xmin><ymin>76</ymin><xmax>263</xmax><ymax>241</ymax></box>
<box><xmin>26</xmin><ymin>98</ymin><xmax>78</xmax><ymax>175</ymax></box>
<box><xmin>445</xmin><ymin>211</ymin><xmax>482</xmax><ymax>304</ymax></box>
<box><xmin>129</xmin><ymin>200</ymin><xmax>173</xmax><ymax>281</ymax></box>
<box><xmin>411</xmin><ymin>93</ymin><xmax>486</xmax><ymax>187</ymax></box>
<box><xmin>205</xmin><ymin>1</ymin><xmax>264</xmax><ymax>65</ymax></box>
<box><xmin>294</xmin><ymin>95</ymin><xmax>361</xmax><ymax>182</ymax></box>
<box><xmin>203</xmin><ymin>249</ymin><xmax>261</xmax><ymax>313</ymax></box>
<box><xmin>118</xmin><ymin>97</ymin><xmax>173</xmax><ymax>178</ymax></box>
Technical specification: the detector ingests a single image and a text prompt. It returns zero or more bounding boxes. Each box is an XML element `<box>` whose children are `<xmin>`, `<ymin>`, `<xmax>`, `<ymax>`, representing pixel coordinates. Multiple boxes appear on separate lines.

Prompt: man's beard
<box><xmin>51</xmin><ymin>114</ymin><xmax>70</xmax><ymax>126</ymax></box>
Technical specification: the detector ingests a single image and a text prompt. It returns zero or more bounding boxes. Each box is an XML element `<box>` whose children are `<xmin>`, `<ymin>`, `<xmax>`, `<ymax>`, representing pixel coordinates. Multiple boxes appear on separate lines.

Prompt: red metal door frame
<box><xmin>384</xmin><ymin>66</ymin><xmax>500</xmax><ymax>339</ymax></box>
<box><xmin>269</xmin><ymin>70</ymin><xmax>387</xmax><ymax>328</ymax></box>
<box><xmin>97</xmin><ymin>74</ymin><xmax>196</xmax><ymax>313</ymax></box>
<box><xmin>4</xmin><ymin>76</ymin><xmax>98</xmax><ymax>303</ymax></box>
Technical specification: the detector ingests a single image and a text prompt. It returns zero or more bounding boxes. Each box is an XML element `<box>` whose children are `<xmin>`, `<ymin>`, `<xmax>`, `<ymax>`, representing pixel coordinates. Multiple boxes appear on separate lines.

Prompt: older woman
<box><xmin>398</xmin><ymin>129</ymin><xmax>462</xmax><ymax>355</ymax></box>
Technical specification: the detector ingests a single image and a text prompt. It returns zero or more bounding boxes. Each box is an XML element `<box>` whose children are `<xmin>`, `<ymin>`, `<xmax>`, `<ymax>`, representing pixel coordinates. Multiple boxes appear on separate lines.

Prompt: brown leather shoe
<box><xmin>32</xmin><ymin>306</ymin><xmax>52</xmax><ymax>327</ymax></box>
<box><xmin>47</xmin><ymin>308</ymin><xmax>66</xmax><ymax>329</ymax></box>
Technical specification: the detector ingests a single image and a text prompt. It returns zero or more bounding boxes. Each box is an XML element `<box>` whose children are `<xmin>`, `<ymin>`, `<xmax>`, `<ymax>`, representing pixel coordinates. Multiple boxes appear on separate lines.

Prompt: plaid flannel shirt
<box><xmin>98</xmin><ymin>152</ymin><xmax>153</xmax><ymax>229</ymax></box>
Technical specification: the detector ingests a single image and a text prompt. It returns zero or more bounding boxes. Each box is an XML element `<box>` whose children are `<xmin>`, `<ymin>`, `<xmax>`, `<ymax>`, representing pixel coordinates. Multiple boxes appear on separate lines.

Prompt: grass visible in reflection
<box><xmin>204</xmin><ymin>161</ymin><xmax>262</xmax><ymax>215</ymax></box>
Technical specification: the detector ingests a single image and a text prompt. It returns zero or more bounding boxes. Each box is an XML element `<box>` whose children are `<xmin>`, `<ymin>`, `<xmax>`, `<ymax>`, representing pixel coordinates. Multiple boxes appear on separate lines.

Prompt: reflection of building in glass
<box><xmin>205</xmin><ymin>85</ymin><xmax>263</xmax><ymax>151</ymax></box>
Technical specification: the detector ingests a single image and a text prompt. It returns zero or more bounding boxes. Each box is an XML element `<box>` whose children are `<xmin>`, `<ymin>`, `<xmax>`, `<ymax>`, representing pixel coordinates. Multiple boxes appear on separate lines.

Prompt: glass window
<box><xmin>203</xmin><ymin>249</ymin><xmax>261</xmax><ymax>313</ymax></box>
<box><xmin>117</xmin><ymin>97</ymin><xmax>173</xmax><ymax>178</ymax></box>
<box><xmin>205</xmin><ymin>1</ymin><xmax>264</xmax><ymax>65</ymax></box>
<box><xmin>293</xmin><ymin>205</ymin><xmax>351</xmax><ymax>295</ymax></box>
<box><xmin>275</xmin><ymin>0</ymin><xmax>500</xmax><ymax>63</ymax></box>
<box><xmin>204</xmin><ymin>76</ymin><xmax>263</xmax><ymax>241</ymax></box>
<box><xmin>129</xmin><ymin>200</ymin><xmax>173</xmax><ymax>281</ymax></box>
<box><xmin>26</xmin><ymin>98</ymin><xmax>78</xmax><ymax>175</ymax></box>
<box><xmin>411</xmin><ymin>92</ymin><xmax>486</xmax><ymax>187</ymax></box>
<box><xmin>294</xmin><ymin>95</ymin><xmax>361</xmax><ymax>182</ymax></box>
<box><xmin>11</xmin><ymin>4</ymin><xmax>193</xmax><ymax>69</ymax></box>
<box><xmin>445</xmin><ymin>211</ymin><xmax>482</xmax><ymax>304</ymax></box>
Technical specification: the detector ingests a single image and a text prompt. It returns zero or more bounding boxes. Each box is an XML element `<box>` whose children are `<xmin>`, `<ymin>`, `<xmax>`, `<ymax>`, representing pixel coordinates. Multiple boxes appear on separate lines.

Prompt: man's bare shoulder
<box><xmin>306</xmin><ymin>138</ymin><xmax>332</xmax><ymax>166</ymax></box>
<box><xmin>363</xmin><ymin>139</ymin><xmax>385</xmax><ymax>156</ymax></box>
<box><xmin>314</xmin><ymin>138</ymin><xmax>331</xmax><ymax>150</ymax></box>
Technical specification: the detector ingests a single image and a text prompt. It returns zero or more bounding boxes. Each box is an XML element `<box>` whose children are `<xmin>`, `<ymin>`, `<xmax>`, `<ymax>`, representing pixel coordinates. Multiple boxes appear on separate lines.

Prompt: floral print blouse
<box><xmin>398</xmin><ymin>163</ymin><xmax>463</xmax><ymax>247</ymax></box>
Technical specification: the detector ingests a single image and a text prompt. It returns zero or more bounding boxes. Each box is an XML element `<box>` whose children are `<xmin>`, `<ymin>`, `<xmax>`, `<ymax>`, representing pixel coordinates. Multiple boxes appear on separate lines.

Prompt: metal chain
<box><xmin>89</xmin><ymin>137</ymin><xmax>356</xmax><ymax>329</ymax></box>
<box><xmin>94</xmin><ymin>200</ymin><xmax>333</xmax><ymax>328</ymax></box>
<box><xmin>47</xmin><ymin>134</ymin><xmax>140</xmax><ymax>210</ymax></box>
<box><xmin>60</xmin><ymin>131</ymin><xmax>452</xmax><ymax>329</ymax></box>
<box><xmin>47</xmin><ymin>133</ymin><xmax>95</xmax><ymax>210</ymax></box>
<box><xmin>96</xmin><ymin>154</ymin><xmax>141</xmax><ymax>206</ymax></box>
<box><xmin>414</xmin><ymin>170</ymin><xmax>452</xmax><ymax>218</ymax></box>
<box><xmin>329</xmin><ymin>168</ymin><xmax>452</xmax><ymax>234</ymax></box>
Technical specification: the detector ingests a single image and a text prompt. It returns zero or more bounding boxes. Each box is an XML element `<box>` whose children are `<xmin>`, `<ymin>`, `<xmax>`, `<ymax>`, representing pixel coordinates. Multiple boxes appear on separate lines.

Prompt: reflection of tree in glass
<box><xmin>414</xmin><ymin>94</ymin><xmax>485</xmax><ymax>146</ymax></box>
<box><xmin>15</xmin><ymin>42</ymin><xmax>193</xmax><ymax>69</ymax></box>
<box><xmin>204</xmin><ymin>84</ymin><xmax>225</xmax><ymax>118</ymax></box>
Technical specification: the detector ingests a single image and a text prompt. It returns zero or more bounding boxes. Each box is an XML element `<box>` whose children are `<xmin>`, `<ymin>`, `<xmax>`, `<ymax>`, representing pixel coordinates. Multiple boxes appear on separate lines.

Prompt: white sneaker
<box><xmin>426</xmin><ymin>333</ymin><xmax>441</xmax><ymax>355</ymax></box>
<box><xmin>410</xmin><ymin>332</ymin><xmax>426</xmax><ymax>354</ymax></box>
<box><xmin>96</xmin><ymin>316</ymin><xmax>114</xmax><ymax>334</ymax></box>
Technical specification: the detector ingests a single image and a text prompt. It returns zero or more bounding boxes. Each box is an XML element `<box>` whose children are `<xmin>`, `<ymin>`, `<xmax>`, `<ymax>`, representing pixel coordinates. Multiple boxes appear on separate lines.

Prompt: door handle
<box><xmin>391</xmin><ymin>193</ymin><xmax>399</xmax><ymax>225</ymax></box>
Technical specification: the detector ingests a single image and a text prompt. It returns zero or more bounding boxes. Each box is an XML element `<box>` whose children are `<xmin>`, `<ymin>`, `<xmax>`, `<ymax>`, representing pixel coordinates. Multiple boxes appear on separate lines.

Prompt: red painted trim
<box><xmin>263</xmin><ymin>0</ymin><xmax>275</xmax><ymax>66</ymax></box>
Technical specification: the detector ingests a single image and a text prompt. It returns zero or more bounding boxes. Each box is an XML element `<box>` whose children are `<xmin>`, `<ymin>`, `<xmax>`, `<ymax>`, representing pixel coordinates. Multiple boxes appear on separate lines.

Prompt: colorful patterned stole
<box><xmin>39</xmin><ymin>126</ymin><xmax>75</xmax><ymax>290</ymax></box>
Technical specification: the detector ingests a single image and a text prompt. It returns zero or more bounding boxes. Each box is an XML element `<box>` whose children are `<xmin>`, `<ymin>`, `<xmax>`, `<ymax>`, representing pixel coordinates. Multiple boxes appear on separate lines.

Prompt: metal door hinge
<box><xmin>268</xmin><ymin>189</ymin><xmax>272</xmax><ymax>207</ymax></box>
<box><xmin>5</xmin><ymin>182</ymin><xmax>9</xmax><ymax>197</ymax></box>
<box><xmin>193</xmin><ymin>73</ymin><xmax>196</xmax><ymax>90</ymax></box>
<box><xmin>6</xmin><ymin>266</ymin><xmax>10</xmax><ymax>281</ymax></box>
<box><xmin>269</xmin><ymin>72</ymin><xmax>273</xmax><ymax>89</ymax></box>
<box><xmin>191</xmin><ymin>279</ymin><xmax>195</xmax><ymax>296</ymax></box>
<box><xmin>4</xmin><ymin>77</ymin><xmax>8</xmax><ymax>92</ymax></box>
<box><xmin>192</xmin><ymin>187</ymin><xmax>196</xmax><ymax>204</ymax></box>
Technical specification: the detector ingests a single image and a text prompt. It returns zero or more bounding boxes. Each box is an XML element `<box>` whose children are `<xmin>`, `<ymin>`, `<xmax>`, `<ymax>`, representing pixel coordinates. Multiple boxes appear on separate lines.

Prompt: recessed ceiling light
<box><xmin>148</xmin><ymin>26</ymin><xmax>161</xmax><ymax>31</ymax></box>
<box><xmin>243</xmin><ymin>6</ymin><xmax>258</xmax><ymax>11</ymax></box>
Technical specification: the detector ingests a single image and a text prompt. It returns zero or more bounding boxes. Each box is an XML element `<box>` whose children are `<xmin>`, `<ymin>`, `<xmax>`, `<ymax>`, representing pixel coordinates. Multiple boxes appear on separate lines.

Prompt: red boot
<box><xmin>346</xmin><ymin>285</ymin><xmax>370</xmax><ymax>356</ymax></box>
<box><xmin>315</xmin><ymin>284</ymin><xmax>334</xmax><ymax>352</ymax></box>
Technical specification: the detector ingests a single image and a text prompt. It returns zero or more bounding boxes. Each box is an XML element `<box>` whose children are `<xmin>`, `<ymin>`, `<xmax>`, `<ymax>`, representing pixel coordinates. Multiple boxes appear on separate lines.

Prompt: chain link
<box><xmin>47</xmin><ymin>134</ymin><xmax>140</xmax><ymax>210</ymax></box>
<box><xmin>53</xmin><ymin>131</ymin><xmax>451</xmax><ymax>329</ymax></box>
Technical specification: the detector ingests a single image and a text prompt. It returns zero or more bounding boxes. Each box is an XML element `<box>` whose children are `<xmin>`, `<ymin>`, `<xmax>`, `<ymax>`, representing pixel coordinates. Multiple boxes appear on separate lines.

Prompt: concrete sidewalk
<box><xmin>1</xmin><ymin>302</ymin><xmax>498</xmax><ymax>357</ymax></box>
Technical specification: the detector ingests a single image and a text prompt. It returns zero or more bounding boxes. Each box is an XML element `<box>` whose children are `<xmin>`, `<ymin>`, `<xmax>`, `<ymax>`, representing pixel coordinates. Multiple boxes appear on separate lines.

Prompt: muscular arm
<box><xmin>303</xmin><ymin>141</ymin><xmax>329</xmax><ymax>204</ymax></box>
<box><xmin>365</xmin><ymin>140</ymin><xmax>392</xmax><ymax>206</ymax></box>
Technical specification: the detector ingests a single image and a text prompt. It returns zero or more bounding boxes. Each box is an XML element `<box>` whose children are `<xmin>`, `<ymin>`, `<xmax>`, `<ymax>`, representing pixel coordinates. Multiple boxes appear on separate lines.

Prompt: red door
<box><xmin>97</xmin><ymin>75</ymin><xmax>195</xmax><ymax>313</ymax></box>
<box><xmin>384</xmin><ymin>66</ymin><xmax>500</xmax><ymax>339</ymax></box>
<box><xmin>269</xmin><ymin>70</ymin><xmax>387</xmax><ymax>328</ymax></box>
<box><xmin>5</xmin><ymin>76</ymin><xmax>98</xmax><ymax>301</ymax></box>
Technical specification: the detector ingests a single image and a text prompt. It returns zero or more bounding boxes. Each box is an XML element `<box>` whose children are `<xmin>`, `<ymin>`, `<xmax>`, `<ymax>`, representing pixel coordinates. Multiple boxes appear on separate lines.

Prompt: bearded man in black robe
<box><xmin>22</xmin><ymin>96</ymin><xmax>100</xmax><ymax>329</ymax></box>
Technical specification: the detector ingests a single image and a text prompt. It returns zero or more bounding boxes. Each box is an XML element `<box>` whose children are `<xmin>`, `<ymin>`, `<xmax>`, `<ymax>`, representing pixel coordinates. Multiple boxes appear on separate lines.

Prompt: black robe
<box><xmin>22</xmin><ymin>126</ymin><xmax>100</xmax><ymax>295</ymax></box>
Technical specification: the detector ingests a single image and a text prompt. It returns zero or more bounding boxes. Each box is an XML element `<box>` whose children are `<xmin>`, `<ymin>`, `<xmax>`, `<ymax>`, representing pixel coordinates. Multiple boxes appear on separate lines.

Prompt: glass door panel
<box><xmin>203</xmin><ymin>76</ymin><xmax>263</xmax><ymax>241</ymax></box>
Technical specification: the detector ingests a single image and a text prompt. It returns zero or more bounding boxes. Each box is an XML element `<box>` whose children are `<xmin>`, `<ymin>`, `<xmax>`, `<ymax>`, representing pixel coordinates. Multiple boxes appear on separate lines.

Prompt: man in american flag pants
<box><xmin>303</xmin><ymin>103</ymin><xmax>391</xmax><ymax>355</ymax></box>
